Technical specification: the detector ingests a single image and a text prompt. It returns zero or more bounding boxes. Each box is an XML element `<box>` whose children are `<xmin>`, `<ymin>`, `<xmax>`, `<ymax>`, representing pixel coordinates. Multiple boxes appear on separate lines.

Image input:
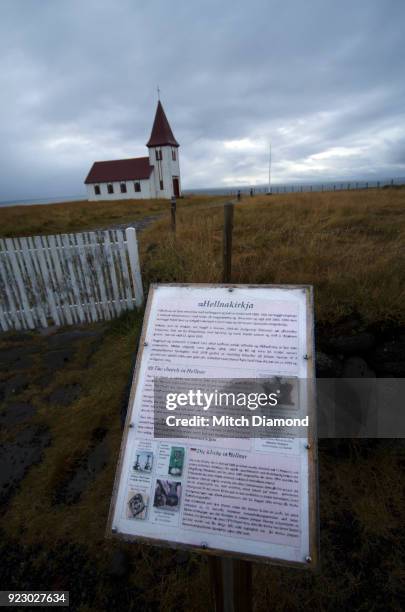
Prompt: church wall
<box><xmin>86</xmin><ymin>179</ymin><xmax>152</xmax><ymax>201</ymax></box>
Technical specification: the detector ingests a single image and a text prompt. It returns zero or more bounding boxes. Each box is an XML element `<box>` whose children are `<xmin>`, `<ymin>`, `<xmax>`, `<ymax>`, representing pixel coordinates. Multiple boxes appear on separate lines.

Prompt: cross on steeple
<box><xmin>157</xmin><ymin>85</ymin><xmax>161</xmax><ymax>100</ymax></box>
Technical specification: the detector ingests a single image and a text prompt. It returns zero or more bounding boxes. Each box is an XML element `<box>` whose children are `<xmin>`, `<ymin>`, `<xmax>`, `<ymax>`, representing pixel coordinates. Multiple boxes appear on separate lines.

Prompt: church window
<box><xmin>120</xmin><ymin>182</ymin><xmax>127</xmax><ymax>193</ymax></box>
<box><xmin>172</xmin><ymin>149</ymin><xmax>176</xmax><ymax>161</ymax></box>
<box><xmin>107</xmin><ymin>183</ymin><xmax>114</xmax><ymax>194</ymax></box>
<box><xmin>134</xmin><ymin>182</ymin><xmax>141</xmax><ymax>192</ymax></box>
<box><xmin>155</xmin><ymin>149</ymin><xmax>162</xmax><ymax>161</ymax></box>
<box><xmin>160</xmin><ymin>180</ymin><xmax>164</xmax><ymax>190</ymax></box>
<box><xmin>94</xmin><ymin>185</ymin><xmax>100</xmax><ymax>195</ymax></box>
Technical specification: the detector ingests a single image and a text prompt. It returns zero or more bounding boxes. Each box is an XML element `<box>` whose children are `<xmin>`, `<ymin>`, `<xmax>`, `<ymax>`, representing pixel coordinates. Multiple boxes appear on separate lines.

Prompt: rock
<box><xmin>316</xmin><ymin>351</ymin><xmax>342</xmax><ymax>378</ymax></box>
<box><xmin>327</xmin><ymin>333</ymin><xmax>375</xmax><ymax>355</ymax></box>
<box><xmin>0</xmin><ymin>402</ymin><xmax>37</xmax><ymax>426</ymax></box>
<box><xmin>341</xmin><ymin>357</ymin><xmax>375</xmax><ymax>378</ymax></box>
<box><xmin>48</xmin><ymin>384</ymin><xmax>82</xmax><ymax>407</ymax></box>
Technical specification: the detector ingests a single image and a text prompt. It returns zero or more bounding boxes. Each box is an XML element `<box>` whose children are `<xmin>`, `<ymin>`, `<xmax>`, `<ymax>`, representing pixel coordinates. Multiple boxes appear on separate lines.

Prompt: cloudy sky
<box><xmin>1</xmin><ymin>0</ymin><xmax>404</xmax><ymax>201</ymax></box>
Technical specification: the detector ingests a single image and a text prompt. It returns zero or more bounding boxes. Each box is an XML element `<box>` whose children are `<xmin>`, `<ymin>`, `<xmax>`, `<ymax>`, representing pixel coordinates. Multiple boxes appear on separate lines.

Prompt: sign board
<box><xmin>107</xmin><ymin>284</ymin><xmax>319</xmax><ymax>568</ymax></box>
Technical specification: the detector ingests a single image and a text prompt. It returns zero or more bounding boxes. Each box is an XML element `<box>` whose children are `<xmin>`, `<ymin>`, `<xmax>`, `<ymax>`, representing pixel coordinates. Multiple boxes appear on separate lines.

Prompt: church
<box><xmin>84</xmin><ymin>100</ymin><xmax>181</xmax><ymax>201</ymax></box>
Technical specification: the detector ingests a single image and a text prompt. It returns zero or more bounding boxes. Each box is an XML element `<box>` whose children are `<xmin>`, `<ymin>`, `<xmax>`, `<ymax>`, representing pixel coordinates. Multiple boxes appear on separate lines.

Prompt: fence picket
<box><xmin>70</xmin><ymin>232</ymin><xmax>91</xmax><ymax>323</ymax></box>
<box><xmin>4</xmin><ymin>238</ymin><xmax>35</xmax><ymax>329</ymax></box>
<box><xmin>56</xmin><ymin>233</ymin><xmax>80</xmax><ymax>325</ymax></box>
<box><xmin>126</xmin><ymin>228</ymin><xmax>144</xmax><ymax>307</ymax></box>
<box><xmin>60</xmin><ymin>233</ymin><xmax>86</xmax><ymax>323</ymax></box>
<box><xmin>33</xmin><ymin>235</ymin><xmax>60</xmax><ymax>326</ymax></box>
<box><xmin>83</xmin><ymin>232</ymin><xmax>103</xmax><ymax>320</ymax></box>
<box><xmin>116</xmin><ymin>230</ymin><xmax>134</xmax><ymax>308</ymax></box>
<box><xmin>22</xmin><ymin>237</ymin><xmax>48</xmax><ymax>328</ymax></box>
<box><xmin>47</xmin><ymin>234</ymin><xmax>73</xmax><ymax>326</ymax></box>
<box><xmin>39</xmin><ymin>234</ymin><xmax>64</xmax><ymax>325</ymax></box>
<box><xmin>76</xmin><ymin>232</ymin><xmax>98</xmax><ymax>322</ymax></box>
<box><xmin>104</xmin><ymin>230</ymin><xmax>123</xmax><ymax>316</ymax></box>
<box><xmin>0</xmin><ymin>241</ymin><xmax>23</xmax><ymax>330</ymax></box>
<box><xmin>88</xmin><ymin>231</ymin><xmax>113</xmax><ymax>320</ymax></box>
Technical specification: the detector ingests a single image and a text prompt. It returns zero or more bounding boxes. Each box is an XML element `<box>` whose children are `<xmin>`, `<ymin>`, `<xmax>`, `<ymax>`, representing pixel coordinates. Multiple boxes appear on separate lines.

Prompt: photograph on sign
<box><xmin>108</xmin><ymin>284</ymin><xmax>319</xmax><ymax>567</ymax></box>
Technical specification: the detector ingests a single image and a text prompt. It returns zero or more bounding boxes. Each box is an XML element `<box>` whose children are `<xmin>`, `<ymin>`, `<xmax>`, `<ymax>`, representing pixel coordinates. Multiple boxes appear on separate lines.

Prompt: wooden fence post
<box><xmin>126</xmin><ymin>227</ymin><xmax>144</xmax><ymax>307</ymax></box>
<box><xmin>171</xmin><ymin>197</ymin><xmax>177</xmax><ymax>233</ymax></box>
<box><xmin>209</xmin><ymin>556</ymin><xmax>253</xmax><ymax>612</ymax></box>
<box><xmin>222</xmin><ymin>203</ymin><xmax>234</xmax><ymax>283</ymax></box>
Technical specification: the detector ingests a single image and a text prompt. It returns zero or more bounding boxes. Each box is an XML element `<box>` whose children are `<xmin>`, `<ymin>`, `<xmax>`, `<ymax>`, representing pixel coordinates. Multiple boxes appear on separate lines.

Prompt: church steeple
<box><xmin>146</xmin><ymin>101</ymin><xmax>179</xmax><ymax>148</ymax></box>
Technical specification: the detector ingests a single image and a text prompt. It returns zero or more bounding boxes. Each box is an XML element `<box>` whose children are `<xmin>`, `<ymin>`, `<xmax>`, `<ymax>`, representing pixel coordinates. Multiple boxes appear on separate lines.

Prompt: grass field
<box><xmin>1</xmin><ymin>188</ymin><xmax>404</xmax><ymax>610</ymax></box>
<box><xmin>0</xmin><ymin>195</ymin><xmax>230</xmax><ymax>238</ymax></box>
<box><xmin>140</xmin><ymin>188</ymin><xmax>405</xmax><ymax>324</ymax></box>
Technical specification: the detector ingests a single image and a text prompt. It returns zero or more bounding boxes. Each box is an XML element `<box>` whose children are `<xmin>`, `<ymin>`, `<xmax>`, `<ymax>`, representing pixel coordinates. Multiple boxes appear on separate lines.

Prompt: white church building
<box><xmin>84</xmin><ymin>100</ymin><xmax>181</xmax><ymax>200</ymax></box>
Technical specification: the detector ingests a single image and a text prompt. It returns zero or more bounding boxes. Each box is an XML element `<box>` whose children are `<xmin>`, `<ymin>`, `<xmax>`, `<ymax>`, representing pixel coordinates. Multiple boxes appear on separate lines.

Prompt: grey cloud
<box><xmin>0</xmin><ymin>0</ymin><xmax>404</xmax><ymax>200</ymax></box>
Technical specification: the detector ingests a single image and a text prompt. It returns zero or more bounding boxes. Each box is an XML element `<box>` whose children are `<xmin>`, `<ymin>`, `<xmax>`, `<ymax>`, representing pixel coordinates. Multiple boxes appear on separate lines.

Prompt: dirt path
<box><xmin>94</xmin><ymin>213</ymin><xmax>162</xmax><ymax>233</ymax></box>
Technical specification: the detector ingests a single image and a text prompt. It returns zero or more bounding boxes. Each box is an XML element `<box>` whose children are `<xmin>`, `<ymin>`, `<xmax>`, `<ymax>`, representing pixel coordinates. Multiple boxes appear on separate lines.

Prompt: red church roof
<box><xmin>84</xmin><ymin>156</ymin><xmax>153</xmax><ymax>184</ymax></box>
<box><xmin>146</xmin><ymin>100</ymin><xmax>179</xmax><ymax>148</ymax></box>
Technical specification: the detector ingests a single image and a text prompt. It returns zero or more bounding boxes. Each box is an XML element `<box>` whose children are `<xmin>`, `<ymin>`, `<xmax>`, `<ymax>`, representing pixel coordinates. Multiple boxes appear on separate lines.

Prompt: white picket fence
<box><xmin>0</xmin><ymin>227</ymin><xmax>143</xmax><ymax>331</ymax></box>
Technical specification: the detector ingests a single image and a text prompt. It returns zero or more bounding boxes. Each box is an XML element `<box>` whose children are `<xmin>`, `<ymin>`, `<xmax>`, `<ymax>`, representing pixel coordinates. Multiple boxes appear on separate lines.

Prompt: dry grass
<box><xmin>140</xmin><ymin>188</ymin><xmax>405</xmax><ymax>324</ymax></box>
<box><xmin>1</xmin><ymin>315</ymin><xmax>403</xmax><ymax>611</ymax></box>
<box><xmin>1</xmin><ymin>188</ymin><xmax>404</xmax><ymax>610</ymax></box>
<box><xmin>0</xmin><ymin>195</ymin><xmax>230</xmax><ymax>238</ymax></box>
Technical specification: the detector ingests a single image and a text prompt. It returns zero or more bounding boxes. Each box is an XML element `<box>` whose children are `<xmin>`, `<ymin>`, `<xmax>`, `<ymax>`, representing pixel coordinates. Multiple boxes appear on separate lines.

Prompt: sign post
<box><xmin>209</xmin><ymin>557</ymin><xmax>252</xmax><ymax>612</ymax></box>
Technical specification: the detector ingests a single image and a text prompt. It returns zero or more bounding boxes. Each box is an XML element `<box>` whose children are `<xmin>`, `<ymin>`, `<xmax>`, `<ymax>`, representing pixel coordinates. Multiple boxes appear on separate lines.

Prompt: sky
<box><xmin>0</xmin><ymin>0</ymin><xmax>404</xmax><ymax>200</ymax></box>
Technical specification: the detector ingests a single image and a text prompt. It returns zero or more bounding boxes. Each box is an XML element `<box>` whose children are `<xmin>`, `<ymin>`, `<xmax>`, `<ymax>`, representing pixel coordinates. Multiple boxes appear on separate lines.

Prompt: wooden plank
<box><xmin>47</xmin><ymin>234</ymin><xmax>74</xmax><ymax>326</ymax></box>
<box><xmin>125</xmin><ymin>227</ymin><xmax>144</xmax><ymax>307</ymax></box>
<box><xmin>0</xmin><ymin>301</ymin><xmax>8</xmax><ymax>331</ymax></box>
<box><xmin>83</xmin><ymin>231</ymin><xmax>103</xmax><ymax>321</ymax></box>
<box><xmin>2</xmin><ymin>238</ymin><xmax>29</xmax><ymax>329</ymax></box>
<box><xmin>57</xmin><ymin>233</ymin><xmax>80</xmax><ymax>324</ymax></box>
<box><xmin>33</xmin><ymin>235</ymin><xmax>60</xmax><ymax>326</ymax></box>
<box><xmin>78</xmin><ymin>232</ymin><xmax>99</xmax><ymax>322</ymax></box>
<box><xmin>23</xmin><ymin>237</ymin><xmax>48</xmax><ymax>328</ymax></box>
<box><xmin>39</xmin><ymin>234</ymin><xmax>64</xmax><ymax>326</ymax></box>
<box><xmin>70</xmin><ymin>232</ymin><xmax>91</xmax><ymax>323</ymax></box>
<box><xmin>111</xmin><ymin>230</ymin><xmax>126</xmax><ymax>309</ymax></box>
<box><xmin>71</xmin><ymin>231</ymin><xmax>90</xmax><ymax>323</ymax></box>
<box><xmin>88</xmin><ymin>231</ymin><xmax>112</xmax><ymax>320</ymax></box>
<box><xmin>60</xmin><ymin>233</ymin><xmax>86</xmax><ymax>323</ymax></box>
<box><xmin>116</xmin><ymin>230</ymin><xmax>135</xmax><ymax>309</ymax></box>
<box><xmin>4</xmin><ymin>238</ymin><xmax>35</xmax><ymax>329</ymax></box>
<box><xmin>103</xmin><ymin>230</ymin><xmax>122</xmax><ymax>317</ymax></box>
<box><xmin>0</xmin><ymin>244</ymin><xmax>21</xmax><ymax>330</ymax></box>
<box><xmin>11</xmin><ymin>237</ymin><xmax>35</xmax><ymax>327</ymax></box>
<box><xmin>0</xmin><ymin>253</ymin><xmax>10</xmax><ymax>330</ymax></box>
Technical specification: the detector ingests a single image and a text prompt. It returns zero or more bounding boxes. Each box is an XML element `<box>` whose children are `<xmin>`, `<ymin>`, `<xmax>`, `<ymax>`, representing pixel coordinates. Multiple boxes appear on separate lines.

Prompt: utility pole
<box><xmin>267</xmin><ymin>142</ymin><xmax>272</xmax><ymax>194</ymax></box>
